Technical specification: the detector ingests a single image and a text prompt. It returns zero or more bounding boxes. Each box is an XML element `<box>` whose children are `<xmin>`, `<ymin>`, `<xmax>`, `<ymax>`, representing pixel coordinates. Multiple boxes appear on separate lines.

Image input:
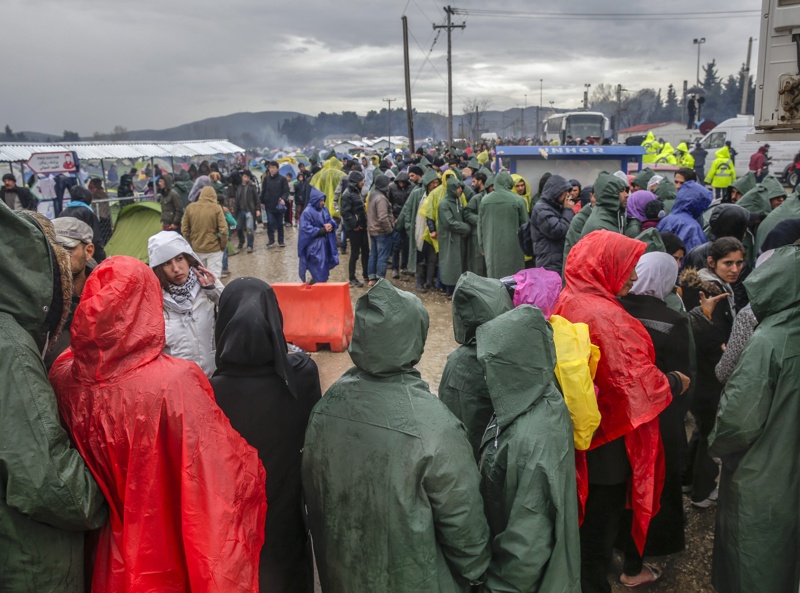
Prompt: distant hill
<box><xmin>124</xmin><ymin>111</ymin><xmax>310</xmax><ymax>146</ymax></box>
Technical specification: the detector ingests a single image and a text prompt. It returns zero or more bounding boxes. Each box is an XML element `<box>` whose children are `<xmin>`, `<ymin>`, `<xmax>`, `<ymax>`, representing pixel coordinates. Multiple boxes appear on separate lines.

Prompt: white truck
<box><xmin>699</xmin><ymin>114</ymin><xmax>800</xmax><ymax>184</ymax></box>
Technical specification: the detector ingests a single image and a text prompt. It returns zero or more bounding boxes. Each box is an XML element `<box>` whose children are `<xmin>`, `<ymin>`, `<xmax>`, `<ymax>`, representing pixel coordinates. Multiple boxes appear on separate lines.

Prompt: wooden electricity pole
<box><xmin>383</xmin><ymin>98</ymin><xmax>396</xmax><ymax>151</ymax></box>
<box><xmin>402</xmin><ymin>16</ymin><xmax>415</xmax><ymax>150</ymax></box>
<box><xmin>434</xmin><ymin>6</ymin><xmax>465</xmax><ymax>148</ymax></box>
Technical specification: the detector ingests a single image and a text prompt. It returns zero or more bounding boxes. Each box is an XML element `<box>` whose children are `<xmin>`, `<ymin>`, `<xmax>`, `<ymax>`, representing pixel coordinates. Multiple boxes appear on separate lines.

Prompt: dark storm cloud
<box><xmin>3</xmin><ymin>0</ymin><xmax>760</xmax><ymax>135</ymax></box>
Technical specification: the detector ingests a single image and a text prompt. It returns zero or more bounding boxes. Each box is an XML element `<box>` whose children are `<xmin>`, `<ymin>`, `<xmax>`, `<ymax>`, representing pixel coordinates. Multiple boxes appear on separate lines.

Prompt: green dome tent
<box><xmin>104</xmin><ymin>201</ymin><xmax>163</xmax><ymax>263</ymax></box>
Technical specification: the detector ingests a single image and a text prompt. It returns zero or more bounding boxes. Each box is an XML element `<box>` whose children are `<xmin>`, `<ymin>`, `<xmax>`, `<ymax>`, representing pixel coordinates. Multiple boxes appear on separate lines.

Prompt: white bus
<box><xmin>543</xmin><ymin>112</ymin><xmax>610</xmax><ymax>144</ymax></box>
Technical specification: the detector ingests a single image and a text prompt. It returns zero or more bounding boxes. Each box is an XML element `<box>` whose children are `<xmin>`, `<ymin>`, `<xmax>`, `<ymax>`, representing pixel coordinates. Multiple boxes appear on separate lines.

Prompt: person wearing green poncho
<box><xmin>302</xmin><ymin>280</ymin><xmax>491</xmax><ymax>593</ymax></box>
<box><xmin>478</xmin><ymin>305</ymin><xmax>581</xmax><ymax>593</ymax></box>
<box><xmin>463</xmin><ymin>169</ymin><xmax>492</xmax><ymax>276</ymax></box>
<box><xmin>438</xmin><ymin>177</ymin><xmax>471</xmax><ymax>293</ymax></box>
<box><xmin>401</xmin><ymin>169</ymin><xmax>441</xmax><ymax>291</ymax></box>
<box><xmin>729</xmin><ymin>171</ymin><xmax>757</xmax><ymax>203</ymax></box>
<box><xmin>708</xmin><ymin>245</ymin><xmax>800</xmax><ymax>593</ymax></box>
<box><xmin>580</xmin><ymin>172</ymin><xmax>636</xmax><ymax>238</ymax></box>
<box><xmin>755</xmin><ymin>191</ymin><xmax>800</xmax><ymax>251</ymax></box>
<box><xmin>478</xmin><ymin>170</ymin><xmax>528</xmax><ymax>279</ymax></box>
<box><xmin>439</xmin><ymin>273</ymin><xmax>513</xmax><ymax>459</ymax></box>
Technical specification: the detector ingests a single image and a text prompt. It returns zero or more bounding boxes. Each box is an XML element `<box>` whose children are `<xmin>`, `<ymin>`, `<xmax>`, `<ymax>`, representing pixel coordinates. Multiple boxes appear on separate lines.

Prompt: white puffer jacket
<box><xmin>162</xmin><ymin>279</ymin><xmax>223</xmax><ymax>377</ymax></box>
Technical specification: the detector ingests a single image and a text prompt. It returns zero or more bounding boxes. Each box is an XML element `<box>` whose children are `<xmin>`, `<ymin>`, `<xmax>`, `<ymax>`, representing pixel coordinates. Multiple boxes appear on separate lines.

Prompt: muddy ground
<box><xmin>226</xmin><ymin>224</ymin><xmax>716</xmax><ymax>592</ymax></box>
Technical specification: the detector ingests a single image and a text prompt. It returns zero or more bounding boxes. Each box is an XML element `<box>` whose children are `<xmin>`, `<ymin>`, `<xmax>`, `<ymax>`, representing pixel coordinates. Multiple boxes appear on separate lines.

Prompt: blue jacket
<box><xmin>298</xmin><ymin>189</ymin><xmax>339</xmax><ymax>282</ymax></box>
<box><xmin>657</xmin><ymin>180</ymin><xmax>711</xmax><ymax>253</ymax></box>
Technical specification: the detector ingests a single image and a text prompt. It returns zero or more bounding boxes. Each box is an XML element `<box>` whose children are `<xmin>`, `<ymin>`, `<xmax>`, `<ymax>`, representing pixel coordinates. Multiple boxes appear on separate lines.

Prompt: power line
<box><xmin>451</xmin><ymin>8</ymin><xmax>759</xmax><ymax>20</ymax></box>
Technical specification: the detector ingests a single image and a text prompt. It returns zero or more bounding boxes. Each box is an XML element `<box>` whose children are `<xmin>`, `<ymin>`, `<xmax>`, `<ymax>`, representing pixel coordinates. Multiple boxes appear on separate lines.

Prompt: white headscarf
<box><xmin>630</xmin><ymin>252</ymin><xmax>679</xmax><ymax>301</ymax></box>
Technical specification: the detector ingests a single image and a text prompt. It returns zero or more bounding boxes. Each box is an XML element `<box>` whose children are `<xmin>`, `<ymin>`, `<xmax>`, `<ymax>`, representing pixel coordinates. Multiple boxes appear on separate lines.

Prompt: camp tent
<box><xmin>104</xmin><ymin>201</ymin><xmax>163</xmax><ymax>263</ymax></box>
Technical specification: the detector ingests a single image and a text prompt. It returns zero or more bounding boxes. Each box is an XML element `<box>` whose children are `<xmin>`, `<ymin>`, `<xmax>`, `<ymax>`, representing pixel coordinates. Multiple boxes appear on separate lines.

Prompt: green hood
<box><xmin>731</xmin><ymin>171</ymin><xmax>757</xmax><ymax>195</ymax></box>
<box><xmin>445</xmin><ymin>176</ymin><xmax>464</xmax><ymax>201</ymax></box>
<box><xmin>494</xmin><ymin>170</ymin><xmax>514</xmax><ymax>191</ymax></box>
<box><xmin>420</xmin><ymin>168</ymin><xmax>440</xmax><ymax>191</ymax></box>
<box><xmin>745</xmin><ymin>244</ymin><xmax>800</xmax><ymax>321</ymax></box>
<box><xmin>418</xmin><ymin>156</ymin><xmax>432</xmax><ymax>168</ymax></box>
<box><xmin>636</xmin><ymin>227</ymin><xmax>666</xmax><ymax>253</ymax></box>
<box><xmin>0</xmin><ymin>203</ymin><xmax>53</xmax><ymax>346</ymax></box>
<box><xmin>738</xmin><ymin>176</ymin><xmax>783</xmax><ymax>218</ymax></box>
<box><xmin>349</xmin><ymin>280</ymin><xmax>429</xmax><ymax>376</ymax></box>
<box><xmin>632</xmin><ymin>168</ymin><xmax>654</xmax><ymax>190</ymax></box>
<box><xmin>655</xmin><ymin>178</ymin><xmax>677</xmax><ymax>202</ymax></box>
<box><xmin>594</xmin><ymin>172</ymin><xmax>627</xmax><ymax>210</ymax></box>
<box><xmin>452</xmin><ymin>272</ymin><xmax>513</xmax><ymax>345</ymax></box>
<box><xmin>477</xmin><ymin>305</ymin><xmax>556</xmax><ymax>428</ymax></box>
<box><xmin>467</xmin><ymin>157</ymin><xmax>481</xmax><ymax>171</ymax></box>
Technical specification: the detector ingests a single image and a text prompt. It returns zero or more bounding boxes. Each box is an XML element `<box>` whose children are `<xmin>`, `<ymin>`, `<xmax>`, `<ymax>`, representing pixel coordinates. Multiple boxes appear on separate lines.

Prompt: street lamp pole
<box><xmin>538</xmin><ymin>79</ymin><xmax>543</xmax><ymax>142</ymax></box>
<box><xmin>693</xmin><ymin>37</ymin><xmax>706</xmax><ymax>87</ymax></box>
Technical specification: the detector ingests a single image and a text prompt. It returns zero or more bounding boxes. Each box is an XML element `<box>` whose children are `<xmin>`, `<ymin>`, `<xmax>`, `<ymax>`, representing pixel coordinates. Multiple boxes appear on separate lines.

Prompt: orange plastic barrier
<box><xmin>271</xmin><ymin>282</ymin><xmax>354</xmax><ymax>352</ymax></box>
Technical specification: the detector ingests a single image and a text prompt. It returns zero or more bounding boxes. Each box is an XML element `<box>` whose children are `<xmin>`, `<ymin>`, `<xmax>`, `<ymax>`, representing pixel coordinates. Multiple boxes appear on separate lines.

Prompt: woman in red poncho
<box><xmin>554</xmin><ymin>230</ymin><xmax>690</xmax><ymax>592</ymax></box>
<box><xmin>49</xmin><ymin>255</ymin><xmax>267</xmax><ymax>593</ymax></box>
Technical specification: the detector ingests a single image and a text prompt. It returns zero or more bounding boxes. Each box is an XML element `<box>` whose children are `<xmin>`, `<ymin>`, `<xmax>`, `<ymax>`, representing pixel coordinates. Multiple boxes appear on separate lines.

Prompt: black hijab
<box><xmin>214</xmin><ymin>277</ymin><xmax>297</xmax><ymax>396</ymax></box>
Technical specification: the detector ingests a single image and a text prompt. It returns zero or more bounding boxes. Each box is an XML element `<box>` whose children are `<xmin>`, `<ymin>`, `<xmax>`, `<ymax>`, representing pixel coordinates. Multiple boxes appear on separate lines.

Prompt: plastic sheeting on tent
<box><xmin>104</xmin><ymin>202</ymin><xmax>163</xmax><ymax>262</ymax></box>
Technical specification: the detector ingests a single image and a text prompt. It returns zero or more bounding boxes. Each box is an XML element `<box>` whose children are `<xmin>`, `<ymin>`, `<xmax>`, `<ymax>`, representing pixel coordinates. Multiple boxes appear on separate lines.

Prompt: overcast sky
<box><xmin>3</xmin><ymin>0</ymin><xmax>760</xmax><ymax>135</ymax></box>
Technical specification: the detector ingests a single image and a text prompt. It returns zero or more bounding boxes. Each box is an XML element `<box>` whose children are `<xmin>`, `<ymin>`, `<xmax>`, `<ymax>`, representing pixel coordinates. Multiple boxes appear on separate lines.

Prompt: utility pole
<box><xmin>402</xmin><ymin>16</ymin><xmax>415</xmax><ymax>150</ymax></box>
<box><xmin>741</xmin><ymin>36</ymin><xmax>753</xmax><ymax>114</ymax></box>
<box><xmin>538</xmin><ymin>79</ymin><xmax>543</xmax><ymax>143</ymax></box>
<box><xmin>694</xmin><ymin>37</ymin><xmax>706</xmax><ymax>87</ymax></box>
<box><xmin>433</xmin><ymin>6</ymin><xmax>465</xmax><ymax>147</ymax></box>
<box><xmin>521</xmin><ymin>97</ymin><xmax>526</xmax><ymax>140</ymax></box>
<box><xmin>583</xmin><ymin>84</ymin><xmax>591</xmax><ymax>110</ymax></box>
<box><xmin>475</xmin><ymin>105</ymin><xmax>479</xmax><ymax>144</ymax></box>
<box><xmin>383</xmin><ymin>98</ymin><xmax>396</xmax><ymax>151</ymax></box>
<box><xmin>615</xmin><ymin>84</ymin><xmax>628</xmax><ymax>142</ymax></box>
<box><xmin>681</xmin><ymin>79</ymin><xmax>688</xmax><ymax>128</ymax></box>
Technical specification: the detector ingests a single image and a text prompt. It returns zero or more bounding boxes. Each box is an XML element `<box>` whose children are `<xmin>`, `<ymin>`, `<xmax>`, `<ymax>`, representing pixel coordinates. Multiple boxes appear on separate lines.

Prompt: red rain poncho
<box><xmin>49</xmin><ymin>256</ymin><xmax>267</xmax><ymax>593</ymax></box>
<box><xmin>554</xmin><ymin>230</ymin><xmax>672</xmax><ymax>553</ymax></box>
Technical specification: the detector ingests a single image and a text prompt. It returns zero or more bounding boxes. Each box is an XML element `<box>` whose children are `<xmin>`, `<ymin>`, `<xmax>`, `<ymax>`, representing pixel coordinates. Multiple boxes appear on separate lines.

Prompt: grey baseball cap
<box><xmin>52</xmin><ymin>217</ymin><xmax>93</xmax><ymax>248</ymax></box>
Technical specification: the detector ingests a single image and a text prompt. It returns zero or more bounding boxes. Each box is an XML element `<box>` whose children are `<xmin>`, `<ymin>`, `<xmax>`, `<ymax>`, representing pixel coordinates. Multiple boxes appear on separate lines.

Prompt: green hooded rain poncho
<box><xmin>708</xmin><ymin>244</ymin><xmax>800</xmax><ymax>593</ymax></box>
<box><xmin>580</xmin><ymin>172</ymin><xmax>639</xmax><ymax>239</ymax></box>
<box><xmin>397</xmin><ymin>168</ymin><xmax>440</xmax><ymax>272</ymax></box>
<box><xmin>0</xmin><ymin>203</ymin><xmax>108</xmax><ymax>592</ymax></box>
<box><xmin>654</xmin><ymin>176</ymin><xmax>678</xmax><ymax>213</ymax></box>
<box><xmin>302</xmin><ymin>280</ymin><xmax>490</xmax><ymax>593</ymax></box>
<box><xmin>737</xmin><ymin>175</ymin><xmax>784</xmax><ymax>221</ymax></box>
<box><xmin>310</xmin><ymin>157</ymin><xmax>347</xmax><ymax>216</ymax></box>
<box><xmin>478</xmin><ymin>305</ymin><xmax>581</xmax><ymax>593</ymax></box>
<box><xmin>439</xmin><ymin>273</ymin><xmax>514</xmax><ymax>458</ymax></box>
<box><xmin>755</xmin><ymin>191</ymin><xmax>800</xmax><ymax>251</ymax></box>
<box><xmin>730</xmin><ymin>171</ymin><xmax>757</xmax><ymax>197</ymax></box>
<box><xmin>438</xmin><ymin>177</ymin><xmax>471</xmax><ymax>286</ymax></box>
<box><xmin>478</xmin><ymin>170</ymin><xmax>528</xmax><ymax>279</ymax></box>
<box><xmin>632</xmin><ymin>168</ymin><xmax>655</xmax><ymax>191</ymax></box>
<box><xmin>463</xmin><ymin>168</ymin><xmax>493</xmax><ymax>276</ymax></box>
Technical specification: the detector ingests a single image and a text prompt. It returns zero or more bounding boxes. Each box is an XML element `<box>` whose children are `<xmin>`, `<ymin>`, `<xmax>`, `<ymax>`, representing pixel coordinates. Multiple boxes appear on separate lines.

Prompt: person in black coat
<box><xmin>58</xmin><ymin>185</ymin><xmax>107</xmax><ymax>262</ymax></box>
<box><xmin>210</xmin><ymin>277</ymin><xmax>321</xmax><ymax>593</ymax></box>
<box><xmin>617</xmin><ymin>252</ymin><xmax>693</xmax><ymax>586</ymax></box>
<box><xmin>680</xmin><ymin>237</ymin><xmax>745</xmax><ymax>508</ymax></box>
<box><xmin>294</xmin><ymin>171</ymin><xmax>312</xmax><ymax>221</ymax></box>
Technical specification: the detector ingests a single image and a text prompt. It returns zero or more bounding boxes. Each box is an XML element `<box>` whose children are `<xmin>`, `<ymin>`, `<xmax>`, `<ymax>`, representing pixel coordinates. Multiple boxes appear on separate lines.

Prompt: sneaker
<box><xmin>401</xmin><ymin>269</ymin><xmax>412</xmax><ymax>276</ymax></box>
<box><xmin>279</xmin><ymin>243</ymin><xmax>286</xmax><ymax>248</ymax></box>
<box><xmin>267</xmin><ymin>242</ymin><xmax>276</xmax><ymax>249</ymax></box>
<box><xmin>284</xmin><ymin>222</ymin><xmax>292</xmax><ymax>227</ymax></box>
<box><xmin>416</xmin><ymin>284</ymin><xmax>428</xmax><ymax>293</ymax></box>
<box><xmin>691</xmin><ymin>487</ymin><xmax>719</xmax><ymax>509</ymax></box>
<box><xmin>237</xmin><ymin>242</ymin><xmax>244</xmax><ymax>250</ymax></box>
<box><xmin>682</xmin><ymin>485</ymin><xmax>692</xmax><ymax>494</ymax></box>
<box><xmin>349</xmin><ymin>279</ymin><xmax>364</xmax><ymax>288</ymax></box>
<box><xmin>247</xmin><ymin>246</ymin><xmax>253</xmax><ymax>253</ymax></box>
<box><xmin>221</xmin><ymin>270</ymin><xmax>230</xmax><ymax>278</ymax></box>
<box><xmin>392</xmin><ymin>271</ymin><xmax>400</xmax><ymax>279</ymax></box>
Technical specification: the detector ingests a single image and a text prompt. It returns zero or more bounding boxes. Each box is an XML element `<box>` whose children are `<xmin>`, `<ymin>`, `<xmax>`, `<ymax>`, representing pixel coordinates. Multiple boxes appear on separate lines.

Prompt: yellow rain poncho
<box><xmin>310</xmin><ymin>157</ymin><xmax>346</xmax><ymax>216</ymax></box>
<box><xmin>641</xmin><ymin>131</ymin><xmax>661</xmax><ymax>164</ymax></box>
<box><xmin>655</xmin><ymin>142</ymin><xmax>678</xmax><ymax>165</ymax></box>
<box><xmin>676</xmin><ymin>142</ymin><xmax>695</xmax><ymax>169</ymax></box>
<box><xmin>476</xmin><ymin>150</ymin><xmax>490</xmax><ymax>165</ymax></box>
<box><xmin>550</xmin><ymin>315</ymin><xmax>602</xmax><ymax>450</ymax></box>
<box><xmin>418</xmin><ymin>169</ymin><xmax>462</xmax><ymax>252</ymax></box>
<box><xmin>511</xmin><ymin>173</ymin><xmax>534</xmax><ymax>263</ymax></box>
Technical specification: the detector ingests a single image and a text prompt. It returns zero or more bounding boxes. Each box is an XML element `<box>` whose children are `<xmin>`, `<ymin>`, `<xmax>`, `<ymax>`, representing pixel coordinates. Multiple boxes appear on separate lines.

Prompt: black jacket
<box><xmin>294</xmin><ymin>178</ymin><xmax>312</xmax><ymax>207</ymax></box>
<box><xmin>210</xmin><ymin>278</ymin><xmax>321</xmax><ymax>593</ymax></box>
<box><xmin>620</xmin><ymin>293</ymin><xmax>692</xmax><ymax>555</ymax></box>
<box><xmin>530</xmin><ymin>176</ymin><xmax>574</xmax><ymax>272</ymax></box>
<box><xmin>387</xmin><ymin>172</ymin><xmax>412</xmax><ymax>218</ymax></box>
<box><xmin>340</xmin><ymin>181</ymin><xmax>368</xmax><ymax>232</ymax></box>
<box><xmin>0</xmin><ymin>185</ymin><xmax>36</xmax><ymax>210</ymax></box>
<box><xmin>260</xmin><ymin>173</ymin><xmax>290</xmax><ymax>211</ymax></box>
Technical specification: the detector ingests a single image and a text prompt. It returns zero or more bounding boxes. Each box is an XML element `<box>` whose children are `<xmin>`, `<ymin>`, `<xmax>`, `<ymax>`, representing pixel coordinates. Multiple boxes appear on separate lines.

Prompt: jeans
<box><xmin>222</xmin><ymin>248</ymin><xmax>229</xmax><ymax>272</ymax></box>
<box><xmin>267</xmin><ymin>209</ymin><xmax>284</xmax><ymax>245</ymax></box>
<box><xmin>392</xmin><ymin>231</ymin><xmax>410</xmax><ymax>272</ymax></box>
<box><xmin>368</xmin><ymin>234</ymin><xmax>393</xmax><ymax>280</ymax></box>
<box><xmin>236</xmin><ymin>211</ymin><xmax>254</xmax><ymax>248</ymax></box>
<box><xmin>347</xmin><ymin>228</ymin><xmax>370</xmax><ymax>280</ymax></box>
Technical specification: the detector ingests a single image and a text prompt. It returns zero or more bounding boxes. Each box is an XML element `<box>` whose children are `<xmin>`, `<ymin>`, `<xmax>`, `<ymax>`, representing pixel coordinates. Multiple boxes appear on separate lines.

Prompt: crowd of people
<box><xmin>2</xmin><ymin>134</ymin><xmax>800</xmax><ymax>593</ymax></box>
